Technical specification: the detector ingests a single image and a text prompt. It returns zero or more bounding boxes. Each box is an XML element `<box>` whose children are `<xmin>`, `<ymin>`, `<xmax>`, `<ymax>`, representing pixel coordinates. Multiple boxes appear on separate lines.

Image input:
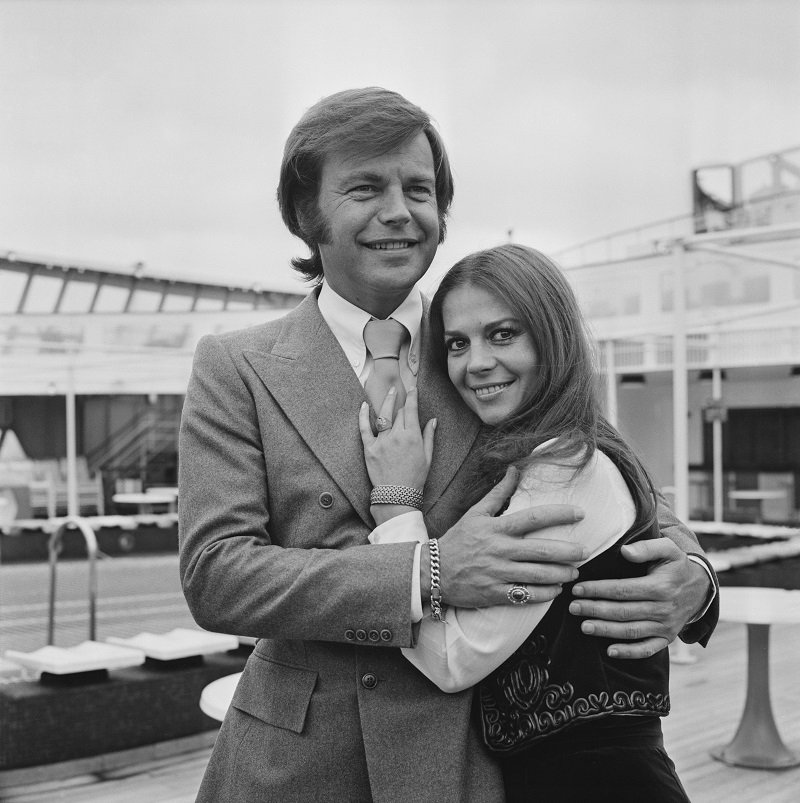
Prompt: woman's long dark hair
<box><xmin>430</xmin><ymin>244</ymin><xmax>656</xmax><ymax>530</ymax></box>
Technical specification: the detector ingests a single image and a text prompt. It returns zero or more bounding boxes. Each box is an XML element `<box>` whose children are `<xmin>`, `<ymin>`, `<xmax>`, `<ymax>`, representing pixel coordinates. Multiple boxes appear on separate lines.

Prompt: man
<box><xmin>179</xmin><ymin>87</ymin><xmax>717</xmax><ymax>802</ymax></box>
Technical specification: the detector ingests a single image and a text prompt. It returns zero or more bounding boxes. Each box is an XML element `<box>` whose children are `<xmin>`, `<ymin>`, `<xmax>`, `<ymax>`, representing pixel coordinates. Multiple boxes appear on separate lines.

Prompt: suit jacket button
<box><xmin>361</xmin><ymin>672</ymin><xmax>378</xmax><ymax>689</ymax></box>
<box><xmin>345</xmin><ymin>629</ymin><xmax>355</xmax><ymax>640</ymax></box>
<box><xmin>368</xmin><ymin>630</ymin><xmax>380</xmax><ymax>642</ymax></box>
<box><xmin>380</xmin><ymin>629</ymin><xmax>392</xmax><ymax>642</ymax></box>
<box><xmin>355</xmin><ymin>629</ymin><xmax>367</xmax><ymax>641</ymax></box>
<box><xmin>319</xmin><ymin>492</ymin><xmax>334</xmax><ymax>509</ymax></box>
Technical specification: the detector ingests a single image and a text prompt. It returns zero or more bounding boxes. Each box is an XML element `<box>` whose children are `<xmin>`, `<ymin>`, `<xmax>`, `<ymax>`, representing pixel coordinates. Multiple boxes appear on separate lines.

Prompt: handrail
<box><xmin>85</xmin><ymin>408</ymin><xmax>150</xmax><ymax>468</ymax></box>
<box><xmin>47</xmin><ymin>516</ymin><xmax>99</xmax><ymax>645</ymax></box>
<box><xmin>86</xmin><ymin>407</ymin><xmax>180</xmax><ymax>473</ymax></box>
<box><xmin>553</xmin><ymin>212</ymin><xmax>694</xmax><ymax>261</ymax></box>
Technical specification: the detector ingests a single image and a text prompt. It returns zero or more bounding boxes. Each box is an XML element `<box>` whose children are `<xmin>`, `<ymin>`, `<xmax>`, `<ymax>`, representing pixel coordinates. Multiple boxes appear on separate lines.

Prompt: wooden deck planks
<box><xmin>664</xmin><ymin>622</ymin><xmax>800</xmax><ymax>802</ymax></box>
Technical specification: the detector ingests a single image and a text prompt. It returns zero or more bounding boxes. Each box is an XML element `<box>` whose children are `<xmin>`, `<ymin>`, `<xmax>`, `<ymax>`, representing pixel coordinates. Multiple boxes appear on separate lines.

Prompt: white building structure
<box><xmin>1</xmin><ymin>145</ymin><xmax>798</xmax><ymax>525</ymax></box>
<box><xmin>0</xmin><ymin>257</ymin><xmax>304</xmax><ymax>518</ymax></box>
<box><xmin>555</xmin><ymin>145</ymin><xmax>800</xmax><ymax>525</ymax></box>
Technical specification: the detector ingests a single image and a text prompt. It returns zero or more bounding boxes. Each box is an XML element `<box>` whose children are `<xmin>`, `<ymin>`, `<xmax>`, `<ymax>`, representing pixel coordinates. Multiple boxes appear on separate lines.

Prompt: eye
<box><xmin>348</xmin><ymin>185</ymin><xmax>377</xmax><ymax>198</ymax></box>
<box><xmin>444</xmin><ymin>336</ymin><xmax>468</xmax><ymax>353</ymax></box>
<box><xmin>407</xmin><ymin>185</ymin><xmax>433</xmax><ymax>200</ymax></box>
<box><xmin>490</xmin><ymin>327</ymin><xmax>519</xmax><ymax>344</ymax></box>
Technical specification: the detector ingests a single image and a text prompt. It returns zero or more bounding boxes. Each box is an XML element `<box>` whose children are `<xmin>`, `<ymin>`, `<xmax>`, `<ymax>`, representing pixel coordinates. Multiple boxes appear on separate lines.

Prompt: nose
<box><xmin>467</xmin><ymin>343</ymin><xmax>495</xmax><ymax>374</ymax></box>
<box><xmin>377</xmin><ymin>186</ymin><xmax>412</xmax><ymax>226</ymax></box>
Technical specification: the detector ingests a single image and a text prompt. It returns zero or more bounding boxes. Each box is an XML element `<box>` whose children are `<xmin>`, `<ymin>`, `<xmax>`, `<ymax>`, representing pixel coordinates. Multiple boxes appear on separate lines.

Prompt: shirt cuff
<box><xmin>367</xmin><ymin>510</ymin><xmax>427</xmax><ymax>545</ymax></box>
<box><xmin>686</xmin><ymin>553</ymin><xmax>719</xmax><ymax>623</ymax></box>
<box><xmin>411</xmin><ymin>542</ymin><xmax>423</xmax><ymax>622</ymax></box>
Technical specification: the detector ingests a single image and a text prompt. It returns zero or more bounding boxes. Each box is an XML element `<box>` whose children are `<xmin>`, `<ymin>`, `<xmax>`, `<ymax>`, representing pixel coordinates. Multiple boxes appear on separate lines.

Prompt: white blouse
<box><xmin>368</xmin><ymin>444</ymin><xmax>636</xmax><ymax>692</ymax></box>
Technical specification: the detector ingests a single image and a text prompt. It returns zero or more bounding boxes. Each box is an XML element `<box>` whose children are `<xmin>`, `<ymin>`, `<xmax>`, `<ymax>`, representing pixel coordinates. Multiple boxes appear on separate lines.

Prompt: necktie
<box><xmin>363</xmin><ymin>318</ymin><xmax>408</xmax><ymax>417</ymax></box>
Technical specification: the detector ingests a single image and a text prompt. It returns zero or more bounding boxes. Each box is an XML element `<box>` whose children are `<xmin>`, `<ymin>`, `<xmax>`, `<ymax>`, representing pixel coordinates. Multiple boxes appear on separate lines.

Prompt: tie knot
<box><xmin>364</xmin><ymin>318</ymin><xmax>407</xmax><ymax>360</ymax></box>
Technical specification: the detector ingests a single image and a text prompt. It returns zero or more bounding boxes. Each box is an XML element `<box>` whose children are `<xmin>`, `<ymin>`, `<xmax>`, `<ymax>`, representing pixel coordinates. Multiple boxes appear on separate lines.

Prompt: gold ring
<box><xmin>375</xmin><ymin>416</ymin><xmax>392</xmax><ymax>433</ymax></box>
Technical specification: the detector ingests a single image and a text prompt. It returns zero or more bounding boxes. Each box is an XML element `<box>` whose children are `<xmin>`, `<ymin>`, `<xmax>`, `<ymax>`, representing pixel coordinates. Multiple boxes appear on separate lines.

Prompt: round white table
<box><xmin>112</xmin><ymin>492</ymin><xmax>177</xmax><ymax>513</ymax></box>
<box><xmin>710</xmin><ymin>586</ymin><xmax>800</xmax><ymax>768</ymax></box>
<box><xmin>728</xmin><ymin>490</ymin><xmax>787</xmax><ymax>523</ymax></box>
<box><xmin>200</xmin><ymin>672</ymin><xmax>242</xmax><ymax>721</ymax></box>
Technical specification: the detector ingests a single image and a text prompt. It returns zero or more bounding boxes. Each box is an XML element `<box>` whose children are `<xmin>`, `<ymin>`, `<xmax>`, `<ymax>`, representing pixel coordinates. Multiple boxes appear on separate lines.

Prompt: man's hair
<box><xmin>278</xmin><ymin>87</ymin><xmax>454</xmax><ymax>284</ymax></box>
<box><xmin>430</xmin><ymin>244</ymin><xmax>657</xmax><ymax>525</ymax></box>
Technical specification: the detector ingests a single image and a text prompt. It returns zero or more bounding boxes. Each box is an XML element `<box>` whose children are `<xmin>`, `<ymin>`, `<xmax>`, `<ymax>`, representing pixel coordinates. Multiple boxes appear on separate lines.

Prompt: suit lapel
<box><xmin>417</xmin><ymin>301</ymin><xmax>483</xmax><ymax>514</ymax></box>
<box><xmin>243</xmin><ymin>293</ymin><xmax>374</xmax><ymax>526</ymax></box>
<box><xmin>243</xmin><ymin>292</ymin><xmax>482</xmax><ymax>526</ymax></box>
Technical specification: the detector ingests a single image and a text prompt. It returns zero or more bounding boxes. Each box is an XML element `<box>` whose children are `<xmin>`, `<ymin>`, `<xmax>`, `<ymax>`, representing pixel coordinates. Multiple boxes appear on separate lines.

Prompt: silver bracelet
<box><xmin>428</xmin><ymin>538</ymin><xmax>446</xmax><ymax>622</ymax></box>
<box><xmin>369</xmin><ymin>485</ymin><xmax>424</xmax><ymax>510</ymax></box>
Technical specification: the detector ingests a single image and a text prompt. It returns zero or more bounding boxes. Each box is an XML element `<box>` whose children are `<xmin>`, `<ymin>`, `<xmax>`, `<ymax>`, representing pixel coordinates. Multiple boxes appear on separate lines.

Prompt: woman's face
<box><xmin>441</xmin><ymin>283</ymin><xmax>539</xmax><ymax>426</ymax></box>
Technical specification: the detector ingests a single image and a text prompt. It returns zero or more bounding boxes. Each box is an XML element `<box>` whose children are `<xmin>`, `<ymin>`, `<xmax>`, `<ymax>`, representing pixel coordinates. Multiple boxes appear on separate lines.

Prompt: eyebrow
<box><xmin>405</xmin><ymin>173</ymin><xmax>435</xmax><ymax>184</ymax></box>
<box><xmin>337</xmin><ymin>169</ymin><xmax>435</xmax><ymax>186</ymax></box>
<box><xmin>339</xmin><ymin>170</ymin><xmax>383</xmax><ymax>184</ymax></box>
<box><xmin>443</xmin><ymin>317</ymin><xmax>522</xmax><ymax>336</ymax></box>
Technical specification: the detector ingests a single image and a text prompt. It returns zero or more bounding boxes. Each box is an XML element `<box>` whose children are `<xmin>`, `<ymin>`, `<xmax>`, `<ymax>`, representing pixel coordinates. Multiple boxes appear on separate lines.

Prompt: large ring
<box><xmin>507</xmin><ymin>584</ymin><xmax>531</xmax><ymax>605</ymax></box>
<box><xmin>375</xmin><ymin>416</ymin><xmax>392</xmax><ymax>432</ymax></box>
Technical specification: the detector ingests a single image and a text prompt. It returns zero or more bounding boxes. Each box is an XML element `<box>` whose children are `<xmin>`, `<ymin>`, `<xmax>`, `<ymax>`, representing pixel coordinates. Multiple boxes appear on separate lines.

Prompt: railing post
<box><xmin>47</xmin><ymin>516</ymin><xmax>99</xmax><ymax>645</ymax></box>
<box><xmin>671</xmin><ymin>244</ymin><xmax>690</xmax><ymax>522</ymax></box>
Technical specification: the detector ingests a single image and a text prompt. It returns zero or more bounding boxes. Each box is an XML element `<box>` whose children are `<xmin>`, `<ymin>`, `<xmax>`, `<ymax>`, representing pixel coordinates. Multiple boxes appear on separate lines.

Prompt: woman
<box><xmin>358</xmin><ymin>244</ymin><xmax>689</xmax><ymax>802</ymax></box>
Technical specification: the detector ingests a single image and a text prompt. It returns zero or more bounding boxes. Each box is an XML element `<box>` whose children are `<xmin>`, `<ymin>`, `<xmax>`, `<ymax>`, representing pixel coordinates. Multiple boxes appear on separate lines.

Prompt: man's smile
<box><xmin>365</xmin><ymin>240</ymin><xmax>416</xmax><ymax>250</ymax></box>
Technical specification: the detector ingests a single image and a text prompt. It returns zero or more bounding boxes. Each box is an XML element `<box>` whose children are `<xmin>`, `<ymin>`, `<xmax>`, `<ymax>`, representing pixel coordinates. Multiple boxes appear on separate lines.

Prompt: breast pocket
<box><xmin>232</xmin><ymin>654</ymin><xmax>318</xmax><ymax>734</ymax></box>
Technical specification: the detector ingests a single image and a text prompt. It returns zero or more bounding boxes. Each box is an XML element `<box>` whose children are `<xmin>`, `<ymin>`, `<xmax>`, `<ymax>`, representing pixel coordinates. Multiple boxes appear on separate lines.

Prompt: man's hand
<box><xmin>568</xmin><ymin>538</ymin><xmax>711</xmax><ymax>659</ymax></box>
<box><xmin>429</xmin><ymin>467</ymin><xmax>586</xmax><ymax>609</ymax></box>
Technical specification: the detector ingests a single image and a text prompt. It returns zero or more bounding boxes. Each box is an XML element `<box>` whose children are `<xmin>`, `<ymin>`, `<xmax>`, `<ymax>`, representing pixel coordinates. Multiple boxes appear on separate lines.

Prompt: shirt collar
<box><xmin>318</xmin><ymin>282</ymin><xmax>423</xmax><ymax>375</ymax></box>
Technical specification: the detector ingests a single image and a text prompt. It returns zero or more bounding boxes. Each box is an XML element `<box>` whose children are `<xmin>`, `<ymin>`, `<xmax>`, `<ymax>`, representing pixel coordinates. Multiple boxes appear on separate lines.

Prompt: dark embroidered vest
<box><xmin>478</xmin><ymin>517</ymin><xmax>670</xmax><ymax>755</ymax></box>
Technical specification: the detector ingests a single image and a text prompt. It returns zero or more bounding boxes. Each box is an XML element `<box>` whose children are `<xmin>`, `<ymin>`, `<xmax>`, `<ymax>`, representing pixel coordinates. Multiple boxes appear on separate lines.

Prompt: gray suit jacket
<box><xmin>179</xmin><ymin>290</ymin><xmax>504</xmax><ymax>802</ymax></box>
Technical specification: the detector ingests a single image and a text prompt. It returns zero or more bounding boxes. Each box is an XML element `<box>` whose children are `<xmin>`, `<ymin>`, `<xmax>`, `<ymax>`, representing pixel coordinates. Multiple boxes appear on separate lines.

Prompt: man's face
<box><xmin>315</xmin><ymin>132</ymin><xmax>439</xmax><ymax>318</ymax></box>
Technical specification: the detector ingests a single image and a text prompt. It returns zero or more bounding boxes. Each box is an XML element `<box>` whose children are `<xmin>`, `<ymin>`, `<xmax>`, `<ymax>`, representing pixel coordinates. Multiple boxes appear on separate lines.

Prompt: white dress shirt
<box><xmin>318</xmin><ymin>282</ymin><xmax>421</xmax><ymax>388</ymax></box>
<box><xmin>370</xmin><ymin>444</ymin><xmax>638</xmax><ymax>692</ymax></box>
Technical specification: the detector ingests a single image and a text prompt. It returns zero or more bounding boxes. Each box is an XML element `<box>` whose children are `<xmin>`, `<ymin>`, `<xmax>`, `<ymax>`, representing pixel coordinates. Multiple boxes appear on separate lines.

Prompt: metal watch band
<box><xmin>369</xmin><ymin>485</ymin><xmax>424</xmax><ymax>510</ymax></box>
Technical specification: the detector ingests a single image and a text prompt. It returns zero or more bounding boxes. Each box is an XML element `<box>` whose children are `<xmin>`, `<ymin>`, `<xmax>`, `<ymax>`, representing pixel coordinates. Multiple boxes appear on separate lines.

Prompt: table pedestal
<box><xmin>710</xmin><ymin>623</ymin><xmax>799</xmax><ymax>768</ymax></box>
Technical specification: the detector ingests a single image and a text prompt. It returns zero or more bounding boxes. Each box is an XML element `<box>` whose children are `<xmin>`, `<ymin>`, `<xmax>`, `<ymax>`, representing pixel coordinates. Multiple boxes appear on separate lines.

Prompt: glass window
<box><xmin>92</xmin><ymin>284</ymin><xmax>130</xmax><ymax>312</ymax></box>
<box><xmin>193</xmin><ymin>292</ymin><xmax>226</xmax><ymax>311</ymax></box>
<box><xmin>159</xmin><ymin>290</ymin><xmax>195</xmax><ymax>312</ymax></box>
<box><xmin>127</xmin><ymin>288</ymin><xmax>164</xmax><ymax>312</ymax></box>
<box><xmin>58</xmin><ymin>280</ymin><xmax>99</xmax><ymax>313</ymax></box>
<box><xmin>21</xmin><ymin>274</ymin><xmax>65</xmax><ymax>313</ymax></box>
<box><xmin>0</xmin><ymin>271</ymin><xmax>29</xmax><ymax>313</ymax></box>
<box><xmin>225</xmin><ymin>291</ymin><xmax>257</xmax><ymax>311</ymax></box>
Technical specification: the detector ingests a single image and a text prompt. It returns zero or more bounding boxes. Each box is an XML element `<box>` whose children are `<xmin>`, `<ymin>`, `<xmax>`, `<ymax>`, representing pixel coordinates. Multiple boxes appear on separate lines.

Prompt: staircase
<box><xmin>86</xmin><ymin>406</ymin><xmax>181</xmax><ymax>501</ymax></box>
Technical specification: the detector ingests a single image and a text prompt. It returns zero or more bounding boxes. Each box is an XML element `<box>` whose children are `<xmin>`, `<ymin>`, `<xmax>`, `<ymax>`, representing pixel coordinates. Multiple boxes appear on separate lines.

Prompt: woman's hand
<box><xmin>358</xmin><ymin>386</ymin><xmax>437</xmax><ymax>491</ymax></box>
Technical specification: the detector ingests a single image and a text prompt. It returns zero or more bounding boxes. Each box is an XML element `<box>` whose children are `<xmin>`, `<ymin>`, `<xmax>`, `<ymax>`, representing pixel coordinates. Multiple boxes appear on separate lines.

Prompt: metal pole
<box><xmin>66</xmin><ymin>363</ymin><xmax>78</xmax><ymax>518</ymax></box>
<box><xmin>712</xmin><ymin>367</ymin><xmax>724</xmax><ymax>522</ymax></box>
<box><xmin>604</xmin><ymin>340</ymin><xmax>618</xmax><ymax>427</ymax></box>
<box><xmin>47</xmin><ymin>517</ymin><xmax>99</xmax><ymax>644</ymax></box>
<box><xmin>672</xmin><ymin>245</ymin><xmax>689</xmax><ymax>522</ymax></box>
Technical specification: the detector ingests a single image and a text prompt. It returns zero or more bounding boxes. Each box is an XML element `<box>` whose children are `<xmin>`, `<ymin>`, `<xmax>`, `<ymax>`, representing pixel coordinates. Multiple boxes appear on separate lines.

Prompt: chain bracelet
<box><xmin>428</xmin><ymin>538</ymin><xmax>446</xmax><ymax>622</ymax></box>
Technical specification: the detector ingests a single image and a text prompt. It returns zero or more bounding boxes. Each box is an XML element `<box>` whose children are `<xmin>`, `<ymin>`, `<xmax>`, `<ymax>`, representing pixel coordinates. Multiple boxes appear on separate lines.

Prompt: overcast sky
<box><xmin>1</xmin><ymin>0</ymin><xmax>798</xmax><ymax>293</ymax></box>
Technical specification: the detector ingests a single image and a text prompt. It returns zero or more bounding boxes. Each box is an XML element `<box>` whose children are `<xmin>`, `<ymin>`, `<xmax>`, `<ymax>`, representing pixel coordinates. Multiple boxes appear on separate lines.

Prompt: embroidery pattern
<box><xmin>480</xmin><ymin>633</ymin><xmax>670</xmax><ymax>753</ymax></box>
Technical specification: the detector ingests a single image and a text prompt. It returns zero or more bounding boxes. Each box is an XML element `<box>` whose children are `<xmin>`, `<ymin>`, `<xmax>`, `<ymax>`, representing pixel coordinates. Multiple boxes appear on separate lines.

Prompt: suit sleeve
<box><xmin>654</xmin><ymin>492</ymin><xmax>719</xmax><ymax>646</ymax></box>
<box><xmin>178</xmin><ymin>334</ymin><xmax>419</xmax><ymax>646</ymax></box>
